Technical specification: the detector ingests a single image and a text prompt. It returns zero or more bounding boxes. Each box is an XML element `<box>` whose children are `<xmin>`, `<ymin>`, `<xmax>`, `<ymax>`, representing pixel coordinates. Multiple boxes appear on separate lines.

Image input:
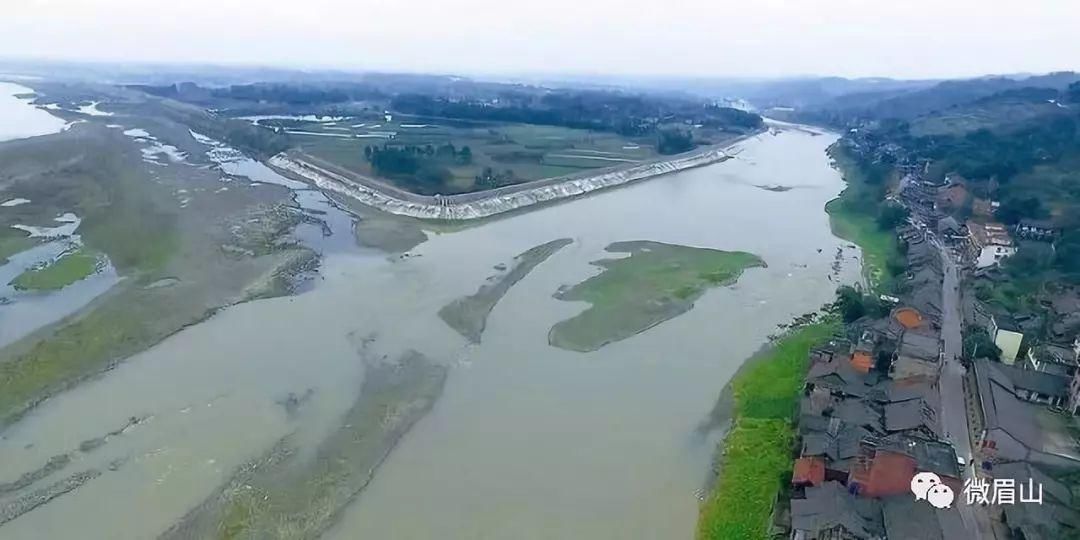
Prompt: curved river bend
<box><xmin>0</xmin><ymin>125</ymin><xmax>861</xmax><ymax>539</ymax></box>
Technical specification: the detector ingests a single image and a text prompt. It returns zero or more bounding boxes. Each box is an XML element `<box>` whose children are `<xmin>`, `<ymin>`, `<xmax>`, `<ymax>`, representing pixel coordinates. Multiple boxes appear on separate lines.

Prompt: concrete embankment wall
<box><xmin>268</xmin><ymin>142</ymin><xmax>741</xmax><ymax>221</ymax></box>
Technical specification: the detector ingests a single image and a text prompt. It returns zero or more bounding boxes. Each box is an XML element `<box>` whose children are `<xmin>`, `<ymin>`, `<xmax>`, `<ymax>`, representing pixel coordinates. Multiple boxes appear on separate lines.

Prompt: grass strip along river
<box><xmin>697</xmin><ymin>319</ymin><xmax>840</xmax><ymax>540</ymax></box>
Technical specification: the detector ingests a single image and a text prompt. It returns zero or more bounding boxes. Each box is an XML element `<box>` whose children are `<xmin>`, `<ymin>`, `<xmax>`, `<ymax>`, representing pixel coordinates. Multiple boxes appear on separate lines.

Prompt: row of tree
<box><xmin>363</xmin><ymin>145</ymin><xmax>454</xmax><ymax>194</ymax></box>
<box><xmin>656</xmin><ymin>129</ymin><xmax>695</xmax><ymax>155</ymax></box>
<box><xmin>363</xmin><ymin>143</ymin><xmax>472</xmax><ymax>165</ymax></box>
<box><xmin>390</xmin><ymin>91</ymin><xmax>763</xmax><ymax>138</ymax></box>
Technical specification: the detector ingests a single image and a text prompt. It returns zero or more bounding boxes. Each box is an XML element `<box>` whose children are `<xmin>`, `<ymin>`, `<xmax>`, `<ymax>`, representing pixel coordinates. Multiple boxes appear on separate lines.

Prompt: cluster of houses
<box><xmin>784</xmin><ymin>214</ymin><xmax>973</xmax><ymax>538</ymax></box>
<box><xmin>929</xmin><ymin>176</ymin><xmax>1061</xmax><ymax>273</ymax></box>
<box><xmin>786</xmin><ymin>299</ymin><xmax>1080</xmax><ymax>538</ymax></box>
<box><xmin>928</xmin><ymin>177</ymin><xmax>1080</xmax><ymax>519</ymax></box>
<box><xmin>789</xmin><ymin>137</ymin><xmax>1080</xmax><ymax>539</ymax></box>
<box><xmin>787</xmin><ymin>296</ymin><xmax>970</xmax><ymax>538</ymax></box>
<box><xmin>925</xmin><ymin>178</ymin><xmax>1080</xmax><ymax>539</ymax></box>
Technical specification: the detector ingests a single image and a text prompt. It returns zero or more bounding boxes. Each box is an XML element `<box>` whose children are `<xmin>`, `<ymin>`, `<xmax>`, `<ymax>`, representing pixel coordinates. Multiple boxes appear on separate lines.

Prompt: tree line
<box><xmin>363</xmin><ymin>143</ymin><xmax>473</xmax><ymax>195</ymax></box>
<box><xmin>390</xmin><ymin>91</ymin><xmax>763</xmax><ymax>138</ymax></box>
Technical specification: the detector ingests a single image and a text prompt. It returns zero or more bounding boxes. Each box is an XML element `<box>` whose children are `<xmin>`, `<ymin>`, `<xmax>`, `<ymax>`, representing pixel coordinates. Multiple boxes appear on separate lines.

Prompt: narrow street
<box><xmin>935</xmin><ymin>239</ymin><xmax>995</xmax><ymax>538</ymax></box>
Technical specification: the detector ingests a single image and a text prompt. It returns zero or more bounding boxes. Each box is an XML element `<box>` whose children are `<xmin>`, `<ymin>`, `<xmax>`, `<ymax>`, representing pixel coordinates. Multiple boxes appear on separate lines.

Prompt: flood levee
<box><xmin>268</xmin><ymin>138</ymin><xmax>746</xmax><ymax>220</ymax></box>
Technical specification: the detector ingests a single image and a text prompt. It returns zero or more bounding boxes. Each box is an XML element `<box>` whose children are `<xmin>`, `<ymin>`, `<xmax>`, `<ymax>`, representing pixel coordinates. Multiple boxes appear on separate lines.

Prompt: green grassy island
<box><xmin>548</xmin><ymin>241</ymin><xmax>765</xmax><ymax>352</ymax></box>
<box><xmin>10</xmin><ymin>248</ymin><xmax>101</xmax><ymax>291</ymax></box>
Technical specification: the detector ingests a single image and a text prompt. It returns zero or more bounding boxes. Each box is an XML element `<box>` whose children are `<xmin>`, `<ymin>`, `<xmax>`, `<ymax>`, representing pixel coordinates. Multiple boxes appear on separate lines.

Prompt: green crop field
<box><xmin>261</xmin><ymin>113</ymin><xmax>660</xmax><ymax>194</ymax></box>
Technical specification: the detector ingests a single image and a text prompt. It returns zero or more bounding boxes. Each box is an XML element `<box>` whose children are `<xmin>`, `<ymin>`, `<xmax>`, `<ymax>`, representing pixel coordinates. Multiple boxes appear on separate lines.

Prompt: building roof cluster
<box><xmin>788</xmin><ymin>334</ymin><xmax>963</xmax><ymax>539</ymax></box>
<box><xmin>995</xmin><ymin>460</ymin><xmax>1080</xmax><ymax>540</ymax></box>
<box><xmin>972</xmin><ymin>359</ymin><xmax>1080</xmax><ymax>464</ymax></box>
<box><xmin>967</xmin><ymin>221</ymin><xmax>1013</xmax><ymax>250</ymax></box>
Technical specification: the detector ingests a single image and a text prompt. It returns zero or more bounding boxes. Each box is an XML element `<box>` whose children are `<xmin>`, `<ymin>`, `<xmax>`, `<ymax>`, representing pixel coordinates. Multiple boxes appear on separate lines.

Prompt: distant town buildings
<box><xmin>1015</xmin><ymin>219</ymin><xmax>1060</xmax><ymax>241</ymax></box>
<box><xmin>802</xmin><ymin>121</ymin><xmax>1080</xmax><ymax>540</ymax></box>
<box><xmin>967</xmin><ymin>221</ymin><xmax>1016</xmax><ymax>269</ymax></box>
<box><xmin>935</xmin><ymin>180</ymin><xmax>969</xmax><ymax>213</ymax></box>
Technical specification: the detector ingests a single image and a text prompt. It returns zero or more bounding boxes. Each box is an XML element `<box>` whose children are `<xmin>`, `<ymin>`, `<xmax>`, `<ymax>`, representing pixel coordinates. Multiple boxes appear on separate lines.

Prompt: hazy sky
<box><xmin>4</xmin><ymin>0</ymin><xmax>1079</xmax><ymax>79</ymax></box>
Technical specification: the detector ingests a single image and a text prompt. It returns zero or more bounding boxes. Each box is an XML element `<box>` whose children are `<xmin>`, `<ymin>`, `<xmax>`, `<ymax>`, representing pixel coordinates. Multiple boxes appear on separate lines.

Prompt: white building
<box><xmin>988</xmin><ymin>315</ymin><xmax>1025</xmax><ymax>365</ymax></box>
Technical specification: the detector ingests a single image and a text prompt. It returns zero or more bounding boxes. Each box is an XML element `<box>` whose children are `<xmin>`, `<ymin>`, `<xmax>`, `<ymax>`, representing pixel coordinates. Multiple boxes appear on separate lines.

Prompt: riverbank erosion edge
<box><xmin>696</xmin><ymin>319</ymin><xmax>840</xmax><ymax>540</ymax></box>
<box><xmin>267</xmin><ymin>135</ymin><xmax>754</xmax><ymax>221</ymax></box>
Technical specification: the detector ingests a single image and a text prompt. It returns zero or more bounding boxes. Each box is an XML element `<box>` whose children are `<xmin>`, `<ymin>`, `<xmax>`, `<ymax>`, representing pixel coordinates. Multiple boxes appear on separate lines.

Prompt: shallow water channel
<box><xmin>0</xmin><ymin>125</ymin><xmax>861</xmax><ymax>539</ymax></box>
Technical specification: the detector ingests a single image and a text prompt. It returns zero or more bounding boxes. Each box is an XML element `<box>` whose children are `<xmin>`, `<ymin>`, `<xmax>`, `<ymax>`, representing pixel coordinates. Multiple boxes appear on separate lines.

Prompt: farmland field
<box><xmin>248</xmin><ymin>113</ymin><xmax>668</xmax><ymax>194</ymax></box>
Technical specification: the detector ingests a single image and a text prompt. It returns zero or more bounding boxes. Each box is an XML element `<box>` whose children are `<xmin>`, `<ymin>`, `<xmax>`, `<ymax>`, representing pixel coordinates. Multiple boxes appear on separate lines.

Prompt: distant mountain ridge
<box><xmin>791</xmin><ymin>72</ymin><xmax>1080</xmax><ymax>123</ymax></box>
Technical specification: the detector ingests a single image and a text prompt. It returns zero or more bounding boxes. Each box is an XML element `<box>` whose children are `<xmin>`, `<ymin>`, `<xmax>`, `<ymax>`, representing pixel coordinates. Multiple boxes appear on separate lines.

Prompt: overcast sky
<box><xmin>4</xmin><ymin>0</ymin><xmax>1079</xmax><ymax>79</ymax></box>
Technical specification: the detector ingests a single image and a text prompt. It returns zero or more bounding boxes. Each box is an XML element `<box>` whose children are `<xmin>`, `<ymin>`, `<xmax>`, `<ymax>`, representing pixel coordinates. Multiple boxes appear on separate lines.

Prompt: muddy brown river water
<box><xmin>0</xmin><ymin>124</ymin><xmax>860</xmax><ymax>539</ymax></box>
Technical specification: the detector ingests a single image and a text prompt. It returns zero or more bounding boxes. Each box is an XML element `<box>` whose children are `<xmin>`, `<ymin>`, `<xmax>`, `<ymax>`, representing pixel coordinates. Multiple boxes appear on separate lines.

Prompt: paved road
<box><xmin>935</xmin><ymin>239</ymin><xmax>995</xmax><ymax>538</ymax></box>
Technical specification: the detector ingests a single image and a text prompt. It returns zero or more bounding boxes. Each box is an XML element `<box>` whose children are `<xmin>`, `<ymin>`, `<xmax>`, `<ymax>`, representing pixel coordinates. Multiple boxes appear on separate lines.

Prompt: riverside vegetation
<box><xmin>697</xmin><ymin>320</ymin><xmax>840</xmax><ymax>540</ymax></box>
<box><xmin>825</xmin><ymin>144</ymin><xmax>905</xmax><ymax>291</ymax></box>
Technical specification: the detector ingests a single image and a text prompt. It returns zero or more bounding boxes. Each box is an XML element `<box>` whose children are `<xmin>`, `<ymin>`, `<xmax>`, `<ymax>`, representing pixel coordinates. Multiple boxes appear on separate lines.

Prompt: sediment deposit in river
<box><xmin>0</xmin><ymin>124</ymin><xmax>862</xmax><ymax>540</ymax></box>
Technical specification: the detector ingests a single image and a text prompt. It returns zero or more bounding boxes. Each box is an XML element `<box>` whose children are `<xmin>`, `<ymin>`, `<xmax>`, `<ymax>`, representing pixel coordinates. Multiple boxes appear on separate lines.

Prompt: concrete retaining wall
<box><xmin>268</xmin><ymin>141</ymin><xmax>742</xmax><ymax>221</ymax></box>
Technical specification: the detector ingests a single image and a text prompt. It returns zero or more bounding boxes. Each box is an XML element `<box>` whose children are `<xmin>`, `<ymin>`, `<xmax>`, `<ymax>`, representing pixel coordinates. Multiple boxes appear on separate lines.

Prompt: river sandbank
<box><xmin>548</xmin><ymin>241</ymin><xmax>766</xmax><ymax>352</ymax></box>
<box><xmin>439</xmin><ymin>238</ymin><xmax>573</xmax><ymax>343</ymax></box>
<box><xmin>159</xmin><ymin>350</ymin><xmax>448</xmax><ymax>540</ymax></box>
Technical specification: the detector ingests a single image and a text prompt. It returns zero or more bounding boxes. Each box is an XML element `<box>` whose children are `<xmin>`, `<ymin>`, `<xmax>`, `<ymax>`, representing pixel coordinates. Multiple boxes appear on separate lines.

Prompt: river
<box><xmin>0</xmin><ymin>124</ymin><xmax>861</xmax><ymax>539</ymax></box>
<box><xmin>0</xmin><ymin>82</ymin><xmax>68</xmax><ymax>143</ymax></box>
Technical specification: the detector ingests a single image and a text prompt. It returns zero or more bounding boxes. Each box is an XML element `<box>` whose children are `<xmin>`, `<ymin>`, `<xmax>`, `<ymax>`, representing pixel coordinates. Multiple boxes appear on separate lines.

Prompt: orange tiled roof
<box><xmin>793</xmin><ymin>457</ymin><xmax>826</xmax><ymax>486</ymax></box>
<box><xmin>851</xmin><ymin>351</ymin><xmax>873</xmax><ymax>373</ymax></box>
<box><xmin>862</xmin><ymin>450</ymin><xmax>916</xmax><ymax>497</ymax></box>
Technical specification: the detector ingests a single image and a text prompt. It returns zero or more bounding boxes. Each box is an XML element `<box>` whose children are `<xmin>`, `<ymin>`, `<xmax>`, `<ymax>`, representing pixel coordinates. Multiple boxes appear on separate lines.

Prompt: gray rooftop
<box><xmin>834</xmin><ymin>399</ymin><xmax>884</xmax><ymax>431</ymax></box>
<box><xmin>974</xmin><ymin>359</ymin><xmax>1080</xmax><ymax>462</ymax></box>
<box><xmin>993</xmin><ymin>461</ymin><xmax>1072</xmax><ymax>506</ymax></box>
<box><xmin>897</xmin><ymin>330</ymin><xmax>940</xmax><ymax>362</ymax></box>
<box><xmin>807</xmin><ymin>359</ymin><xmax>879</xmax><ymax>398</ymax></box>
<box><xmin>801</xmin><ymin>415</ymin><xmax>873</xmax><ymax>465</ymax></box>
<box><xmin>884</xmin><ymin>398</ymin><xmax>940</xmax><ymax>437</ymax></box>
<box><xmin>881</xmin><ymin>495</ymin><xmax>965</xmax><ymax>540</ymax></box>
<box><xmin>937</xmin><ymin>216</ymin><xmax>962</xmax><ymax>234</ymax></box>
<box><xmin>1031</xmin><ymin>343</ymin><xmax>1078</xmax><ymax>366</ymax></box>
<box><xmin>875</xmin><ymin>433</ymin><xmax>960</xmax><ymax>479</ymax></box>
<box><xmin>791</xmin><ymin>481</ymin><xmax>884</xmax><ymax>539</ymax></box>
<box><xmin>1002</xmin><ymin>498</ymin><xmax>1080</xmax><ymax>540</ymax></box>
<box><xmin>871</xmin><ymin>377</ymin><xmax>937</xmax><ymax>404</ymax></box>
<box><xmin>995</xmin><ymin>363</ymin><xmax>1069</xmax><ymax>398</ymax></box>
